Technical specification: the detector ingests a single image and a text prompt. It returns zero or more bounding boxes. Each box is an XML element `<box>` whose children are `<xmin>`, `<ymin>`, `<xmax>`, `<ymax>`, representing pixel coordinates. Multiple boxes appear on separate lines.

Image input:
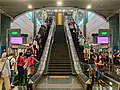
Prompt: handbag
<box><xmin>0</xmin><ymin>60</ymin><xmax>6</xmax><ymax>78</ymax></box>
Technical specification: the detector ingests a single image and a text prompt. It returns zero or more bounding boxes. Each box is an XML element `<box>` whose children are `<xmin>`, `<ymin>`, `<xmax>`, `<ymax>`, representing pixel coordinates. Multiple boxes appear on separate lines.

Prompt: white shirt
<box><xmin>0</xmin><ymin>59</ymin><xmax>11</xmax><ymax>77</ymax></box>
<box><xmin>33</xmin><ymin>40</ymin><xmax>39</xmax><ymax>50</ymax></box>
<box><xmin>8</xmin><ymin>56</ymin><xmax>16</xmax><ymax>70</ymax></box>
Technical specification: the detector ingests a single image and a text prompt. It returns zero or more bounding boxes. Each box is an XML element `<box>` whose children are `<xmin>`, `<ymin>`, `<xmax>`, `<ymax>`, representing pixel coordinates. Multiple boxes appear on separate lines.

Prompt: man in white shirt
<box><xmin>8</xmin><ymin>53</ymin><xmax>16</xmax><ymax>86</ymax></box>
<box><xmin>33</xmin><ymin>39</ymin><xmax>39</xmax><ymax>56</ymax></box>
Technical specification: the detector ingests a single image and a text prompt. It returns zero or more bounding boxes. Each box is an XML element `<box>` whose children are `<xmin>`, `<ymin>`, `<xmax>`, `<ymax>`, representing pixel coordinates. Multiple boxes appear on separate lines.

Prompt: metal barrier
<box><xmin>102</xmin><ymin>63</ymin><xmax>120</xmax><ymax>90</ymax></box>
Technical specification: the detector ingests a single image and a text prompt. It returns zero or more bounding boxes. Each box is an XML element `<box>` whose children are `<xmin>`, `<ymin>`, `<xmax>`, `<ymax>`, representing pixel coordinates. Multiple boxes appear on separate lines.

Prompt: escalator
<box><xmin>71</xmin><ymin>32</ymin><xmax>84</xmax><ymax>62</ymax></box>
<box><xmin>35</xmin><ymin>25</ymin><xmax>83</xmax><ymax>90</ymax></box>
<box><xmin>70</xmin><ymin>26</ymin><xmax>119</xmax><ymax>90</ymax></box>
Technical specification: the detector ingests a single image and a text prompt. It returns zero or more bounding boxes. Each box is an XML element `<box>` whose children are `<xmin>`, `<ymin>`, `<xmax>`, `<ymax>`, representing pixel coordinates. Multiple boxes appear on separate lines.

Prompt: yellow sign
<box><xmin>58</xmin><ymin>12</ymin><xmax>62</xmax><ymax>25</ymax></box>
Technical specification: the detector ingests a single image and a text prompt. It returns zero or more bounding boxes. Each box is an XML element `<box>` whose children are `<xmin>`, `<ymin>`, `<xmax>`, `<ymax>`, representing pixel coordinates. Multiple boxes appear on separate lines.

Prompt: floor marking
<box><xmin>37</xmin><ymin>84</ymin><xmax>83</xmax><ymax>89</ymax></box>
<box><xmin>49</xmin><ymin>76</ymin><xmax>70</xmax><ymax>78</ymax></box>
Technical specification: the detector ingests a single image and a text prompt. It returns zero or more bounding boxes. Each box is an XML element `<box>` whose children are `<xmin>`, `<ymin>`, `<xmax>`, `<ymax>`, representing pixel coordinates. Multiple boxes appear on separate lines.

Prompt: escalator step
<box><xmin>47</xmin><ymin>72</ymin><xmax>72</xmax><ymax>75</ymax></box>
<box><xmin>48</xmin><ymin>69</ymin><xmax>72</xmax><ymax>72</ymax></box>
<box><xmin>48</xmin><ymin>67</ymin><xmax>71</xmax><ymax>69</ymax></box>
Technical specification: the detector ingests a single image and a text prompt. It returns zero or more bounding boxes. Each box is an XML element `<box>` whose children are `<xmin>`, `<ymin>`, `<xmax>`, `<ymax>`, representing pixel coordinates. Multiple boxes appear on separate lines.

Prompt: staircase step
<box><xmin>47</xmin><ymin>72</ymin><xmax>72</xmax><ymax>75</ymax></box>
<box><xmin>47</xmin><ymin>25</ymin><xmax>72</xmax><ymax>74</ymax></box>
<box><xmin>49</xmin><ymin>62</ymin><xmax>71</xmax><ymax>64</ymax></box>
<box><xmin>48</xmin><ymin>67</ymin><xmax>71</xmax><ymax>69</ymax></box>
<box><xmin>48</xmin><ymin>64</ymin><xmax>71</xmax><ymax>66</ymax></box>
<box><xmin>48</xmin><ymin>69</ymin><xmax>72</xmax><ymax>72</ymax></box>
<box><xmin>49</xmin><ymin>59</ymin><xmax>70</xmax><ymax>61</ymax></box>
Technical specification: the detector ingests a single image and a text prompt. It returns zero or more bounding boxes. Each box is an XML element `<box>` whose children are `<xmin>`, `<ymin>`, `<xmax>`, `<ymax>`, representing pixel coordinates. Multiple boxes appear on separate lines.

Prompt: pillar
<box><xmin>32</xmin><ymin>11</ymin><xmax>36</xmax><ymax>38</ymax></box>
<box><xmin>83</xmin><ymin>10</ymin><xmax>88</xmax><ymax>38</ymax></box>
<box><xmin>109</xmin><ymin>14</ymin><xmax>119</xmax><ymax>47</ymax></box>
<box><xmin>0</xmin><ymin>14</ymin><xmax>11</xmax><ymax>56</ymax></box>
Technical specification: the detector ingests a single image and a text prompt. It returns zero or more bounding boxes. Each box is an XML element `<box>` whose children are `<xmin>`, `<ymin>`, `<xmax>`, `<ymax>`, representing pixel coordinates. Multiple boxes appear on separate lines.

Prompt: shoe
<box><xmin>98</xmin><ymin>80</ymin><xmax>101</xmax><ymax>83</ymax></box>
<box><xmin>100</xmin><ymin>80</ymin><xmax>105</xmax><ymax>83</ymax></box>
<box><xmin>11</xmin><ymin>84</ymin><xmax>14</xmax><ymax>88</ymax></box>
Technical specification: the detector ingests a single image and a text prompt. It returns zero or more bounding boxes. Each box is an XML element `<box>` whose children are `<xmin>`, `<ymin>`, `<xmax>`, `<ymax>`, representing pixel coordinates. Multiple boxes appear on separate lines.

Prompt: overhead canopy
<box><xmin>0</xmin><ymin>0</ymin><xmax>120</xmax><ymax>19</ymax></box>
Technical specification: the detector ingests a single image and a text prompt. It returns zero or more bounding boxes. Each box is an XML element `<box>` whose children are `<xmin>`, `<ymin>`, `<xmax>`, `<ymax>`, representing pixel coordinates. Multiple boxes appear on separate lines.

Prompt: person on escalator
<box><xmin>24</xmin><ymin>54</ymin><xmax>39</xmax><ymax>76</ymax></box>
<box><xmin>16</xmin><ymin>52</ymin><xmax>24</xmax><ymax>83</ymax></box>
<box><xmin>25</xmin><ymin>48</ymin><xmax>33</xmax><ymax>58</ymax></box>
<box><xmin>33</xmin><ymin>38</ymin><xmax>39</xmax><ymax>56</ymax></box>
<box><xmin>27</xmin><ymin>43</ymin><xmax>34</xmax><ymax>54</ymax></box>
<box><xmin>95</xmin><ymin>56</ymin><xmax>105</xmax><ymax>83</ymax></box>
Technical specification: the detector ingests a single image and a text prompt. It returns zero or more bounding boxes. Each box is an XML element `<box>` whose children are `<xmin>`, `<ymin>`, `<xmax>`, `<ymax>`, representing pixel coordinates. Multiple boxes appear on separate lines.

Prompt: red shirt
<box><xmin>27</xmin><ymin>57</ymin><xmax>37</xmax><ymax>66</ymax></box>
<box><xmin>17</xmin><ymin>56</ymin><xmax>24</xmax><ymax>66</ymax></box>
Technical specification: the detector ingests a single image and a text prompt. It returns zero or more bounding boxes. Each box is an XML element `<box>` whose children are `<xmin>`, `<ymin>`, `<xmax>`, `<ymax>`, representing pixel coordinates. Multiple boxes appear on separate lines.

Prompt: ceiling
<box><xmin>0</xmin><ymin>0</ymin><xmax>120</xmax><ymax>19</ymax></box>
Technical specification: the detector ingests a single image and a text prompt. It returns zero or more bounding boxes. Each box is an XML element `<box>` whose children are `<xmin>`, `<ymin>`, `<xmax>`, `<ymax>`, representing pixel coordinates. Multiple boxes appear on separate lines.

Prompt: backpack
<box><xmin>8</xmin><ymin>58</ymin><xmax>13</xmax><ymax>69</ymax></box>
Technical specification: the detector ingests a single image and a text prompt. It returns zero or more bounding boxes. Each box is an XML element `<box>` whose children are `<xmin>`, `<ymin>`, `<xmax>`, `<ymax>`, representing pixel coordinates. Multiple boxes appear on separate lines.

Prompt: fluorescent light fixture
<box><xmin>86</xmin><ymin>4</ymin><xmax>92</xmax><ymax>9</ymax></box>
<box><xmin>57</xmin><ymin>1</ymin><xmax>62</xmax><ymax>6</ymax></box>
<box><xmin>59</xmin><ymin>10</ymin><xmax>62</xmax><ymax>12</ymax></box>
<box><xmin>70</xmin><ymin>10</ymin><xmax>74</xmax><ymax>12</ymax></box>
<box><xmin>54</xmin><ymin>10</ymin><xmax>58</xmax><ymax>12</ymax></box>
<box><xmin>28</xmin><ymin>4</ymin><xmax>32</xmax><ymax>9</ymax></box>
<box><xmin>62</xmin><ymin>10</ymin><xmax>65</xmax><ymax>12</ymax></box>
<box><xmin>46</xmin><ymin>10</ymin><xmax>51</xmax><ymax>12</ymax></box>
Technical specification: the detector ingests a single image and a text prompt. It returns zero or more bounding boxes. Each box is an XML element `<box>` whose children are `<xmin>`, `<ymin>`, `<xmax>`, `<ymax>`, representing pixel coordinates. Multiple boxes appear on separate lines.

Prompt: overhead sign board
<box><xmin>99</xmin><ymin>29</ymin><xmax>110</xmax><ymax>36</ymax></box>
<box><xmin>9</xmin><ymin>29</ymin><xmax>21</xmax><ymax>36</ymax></box>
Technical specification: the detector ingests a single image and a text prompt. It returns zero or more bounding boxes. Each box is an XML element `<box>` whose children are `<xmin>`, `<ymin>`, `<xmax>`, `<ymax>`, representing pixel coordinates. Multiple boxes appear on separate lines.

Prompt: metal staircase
<box><xmin>47</xmin><ymin>25</ymin><xmax>72</xmax><ymax>75</ymax></box>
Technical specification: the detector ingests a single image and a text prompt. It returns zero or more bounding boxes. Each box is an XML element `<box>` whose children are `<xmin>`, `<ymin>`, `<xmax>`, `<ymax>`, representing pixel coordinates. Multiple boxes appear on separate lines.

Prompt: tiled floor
<box><xmin>35</xmin><ymin>75</ymin><xmax>83</xmax><ymax>90</ymax></box>
<box><xmin>12</xmin><ymin>76</ymin><xmax>116</xmax><ymax>90</ymax></box>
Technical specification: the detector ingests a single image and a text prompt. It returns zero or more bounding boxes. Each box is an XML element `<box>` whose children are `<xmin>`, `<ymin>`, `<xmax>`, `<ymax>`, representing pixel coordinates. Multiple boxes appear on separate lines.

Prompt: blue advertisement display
<box><xmin>1</xmin><ymin>46</ymin><xmax>6</xmax><ymax>55</ymax></box>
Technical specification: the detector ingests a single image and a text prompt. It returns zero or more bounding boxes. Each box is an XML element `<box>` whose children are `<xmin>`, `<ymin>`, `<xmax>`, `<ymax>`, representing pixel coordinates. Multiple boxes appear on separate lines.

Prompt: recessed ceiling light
<box><xmin>86</xmin><ymin>4</ymin><xmax>92</xmax><ymax>9</ymax></box>
<box><xmin>28</xmin><ymin>4</ymin><xmax>32</xmax><ymax>9</ymax></box>
<box><xmin>57</xmin><ymin>1</ymin><xmax>62</xmax><ymax>6</ymax></box>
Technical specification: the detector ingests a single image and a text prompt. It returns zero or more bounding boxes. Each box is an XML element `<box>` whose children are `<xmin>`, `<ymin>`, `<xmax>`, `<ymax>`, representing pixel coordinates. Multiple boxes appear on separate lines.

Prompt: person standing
<box><xmin>33</xmin><ymin>39</ymin><xmax>39</xmax><ymax>56</ymax></box>
<box><xmin>16</xmin><ymin>52</ymin><xmax>24</xmax><ymax>83</ymax></box>
<box><xmin>8</xmin><ymin>53</ymin><xmax>16</xmax><ymax>86</ymax></box>
<box><xmin>95</xmin><ymin>56</ymin><xmax>104</xmax><ymax>83</ymax></box>
<box><xmin>25</xmin><ymin>54</ymin><xmax>39</xmax><ymax>76</ymax></box>
<box><xmin>0</xmin><ymin>52</ymin><xmax>11</xmax><ymax>90</ymax></box>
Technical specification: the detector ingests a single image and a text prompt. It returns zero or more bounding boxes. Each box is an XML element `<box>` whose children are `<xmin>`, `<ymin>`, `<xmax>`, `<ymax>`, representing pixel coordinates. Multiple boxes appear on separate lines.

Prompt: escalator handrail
<box><xmin>64</xmin><ymin>19</ymin><xmax>91</xmax><ymax>83</ymax></box>
<box><xmin>29</xmin><ymin>17</ymin><xmax>56</xmax><ymax>83</ymax></box>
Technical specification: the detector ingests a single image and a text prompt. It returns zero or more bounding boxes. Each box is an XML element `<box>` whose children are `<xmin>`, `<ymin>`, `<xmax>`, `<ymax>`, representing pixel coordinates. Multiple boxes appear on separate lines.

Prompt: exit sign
<box><xmin>11</xmin><ymin>32</ymin><xmax>19</xmax><ymax>35</ymax></box>
<box><xmin>100</xmin><ymin>32</ymin><xmax>109</xmax><ymax>36</ymax></box>
<box><xmin>8</xmin><ymin>29</ymin><xmax>21</xmax><ymax>36</ymax></box>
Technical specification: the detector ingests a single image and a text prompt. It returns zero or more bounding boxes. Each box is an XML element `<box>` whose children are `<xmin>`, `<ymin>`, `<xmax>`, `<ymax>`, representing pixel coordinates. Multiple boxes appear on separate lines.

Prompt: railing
<box><xmin>64</xmin><ymin>18</ymin><xmax>92</xmax><ymax>90</ymax></box>
<box><xmin>28</xmin><ymin>17</ymin><xmax>56</xmax><ymax>90</ymax></box>
<box><xmin>102</xmin><ymin>63</ymin><xmax>120</xmax><ymax>90</ymax></box>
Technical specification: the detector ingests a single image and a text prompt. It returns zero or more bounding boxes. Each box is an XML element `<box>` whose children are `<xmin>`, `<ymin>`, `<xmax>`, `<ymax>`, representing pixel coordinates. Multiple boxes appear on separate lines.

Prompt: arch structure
<box><xmin>0</xmin><ymin>0</ymin><xmax>120</xmax><ymax>20</ymax></box>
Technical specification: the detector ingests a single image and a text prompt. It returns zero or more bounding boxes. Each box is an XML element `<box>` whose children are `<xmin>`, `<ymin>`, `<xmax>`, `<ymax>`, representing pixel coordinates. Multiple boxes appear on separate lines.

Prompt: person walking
<box><xmin>0</xmin><ymin>52</ymin><xmax>11</xmax><ymax>90</ymax></box>
<box><xmin>7</xmin><ymin>53</ymin><xmax>16</xmax><ymax>87</ymax></box>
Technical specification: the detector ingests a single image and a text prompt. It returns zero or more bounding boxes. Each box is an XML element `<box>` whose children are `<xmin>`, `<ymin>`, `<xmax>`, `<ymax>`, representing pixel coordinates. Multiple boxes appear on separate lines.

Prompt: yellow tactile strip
<box><xmin>49</xmin><ymin>76</ymin><xmax>70</xmax><ymax>78</ymax></box>
<box><xmin>37</xmin><ymin>84</ymin><xmax>82</xmax><ymax>89</ymax></box>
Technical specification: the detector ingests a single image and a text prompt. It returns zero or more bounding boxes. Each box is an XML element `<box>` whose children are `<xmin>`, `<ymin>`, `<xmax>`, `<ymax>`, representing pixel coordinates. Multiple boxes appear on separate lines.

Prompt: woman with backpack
<box><xmin>0</xmin><ymin>52</ymin><xmax>11</xmax><ymax>90</ymax></box>
<box><xmin>16</xmin><ymin>52</ymin><xmax>24</xmax><ymax>83</ymax></box>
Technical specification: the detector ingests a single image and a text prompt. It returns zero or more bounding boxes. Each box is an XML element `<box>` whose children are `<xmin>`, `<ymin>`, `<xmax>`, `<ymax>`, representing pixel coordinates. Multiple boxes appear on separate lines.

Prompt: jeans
<box><xmin>97</xmin><ymin>67</ymin><xmax>103</xmax><ymax>80</ymax></box>
<box><xmin>17</xmin><ymin>66</ymin><xmax>23</xmax><ymax>82</ymax></box>
<box><xmin>11</xmin><ymin>70</ymin><xmax>15</xmax><ymax>84</ymax></box>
